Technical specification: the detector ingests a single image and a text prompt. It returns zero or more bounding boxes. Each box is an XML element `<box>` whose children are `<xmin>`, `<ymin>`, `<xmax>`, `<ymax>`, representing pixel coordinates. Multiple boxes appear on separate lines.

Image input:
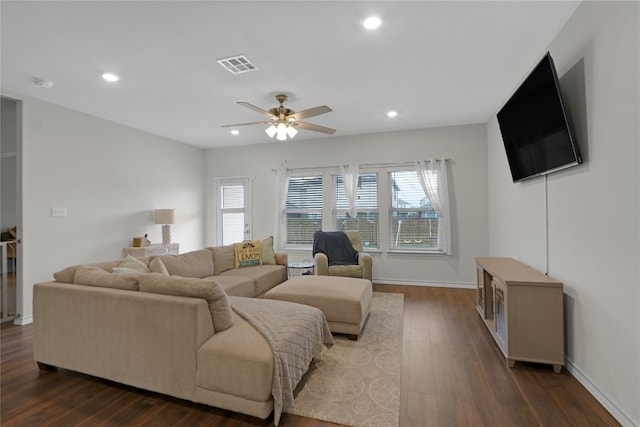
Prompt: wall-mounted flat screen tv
<box><xmin>497</xmin><ymin>52</ymin><xmax>582</xmax><ymax>183</ymax></box>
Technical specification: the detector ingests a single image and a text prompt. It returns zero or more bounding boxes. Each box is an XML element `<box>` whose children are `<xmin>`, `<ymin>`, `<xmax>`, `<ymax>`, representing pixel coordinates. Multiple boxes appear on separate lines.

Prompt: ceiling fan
<box><xmin>221</xmin><ymin>94</ymin><xmax>336</xmax><ymax>140</ymax></box>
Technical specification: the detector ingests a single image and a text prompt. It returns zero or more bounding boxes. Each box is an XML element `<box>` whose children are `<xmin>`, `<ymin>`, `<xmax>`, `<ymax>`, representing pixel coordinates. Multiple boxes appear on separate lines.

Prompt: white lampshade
<box><xmin>276</xmin><ymin>123</ymin><xmax>288</xmax><ymax>141</ymax></box>
<box><xmin>265</xmin><ymin>124</ymin><xmax>277</xmax><ymax>138</ymax></box>
<box><xmin>154</xmin><ymin>209</ymin><xmax>175</xmax><ymax>225</ymax></box>
<box><xmin>286</xmin><ymin>125</ymin><xmax>298</xmax><ymax>138</ymax></box>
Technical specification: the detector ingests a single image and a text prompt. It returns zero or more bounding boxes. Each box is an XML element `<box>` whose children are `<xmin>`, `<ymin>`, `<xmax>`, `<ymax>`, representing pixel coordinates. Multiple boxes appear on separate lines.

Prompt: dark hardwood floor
<box><xmin>1</xmin><ymin>285</ymin><xmax>619</xmax><ymax>427</ymax></box>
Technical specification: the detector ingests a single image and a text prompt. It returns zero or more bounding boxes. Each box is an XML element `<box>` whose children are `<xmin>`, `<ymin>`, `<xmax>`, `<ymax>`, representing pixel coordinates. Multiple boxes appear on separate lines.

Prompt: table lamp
<box><xmin>154</xmin><ymin>209</ymin><xmax>175</xmax><ymax>245</ymax></box>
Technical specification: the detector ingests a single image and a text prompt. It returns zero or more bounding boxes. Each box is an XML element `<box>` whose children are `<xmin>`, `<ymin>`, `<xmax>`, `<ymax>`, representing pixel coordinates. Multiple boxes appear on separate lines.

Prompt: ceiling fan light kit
<box><xmin>265</xmin><ymin>121</ymin><xmax>298</xmax><ymax>140</ymax></box>
<box><xmin>222</xmin><ymin>93</ymin><xmax>335</xmax><ymax>141</ymax></box>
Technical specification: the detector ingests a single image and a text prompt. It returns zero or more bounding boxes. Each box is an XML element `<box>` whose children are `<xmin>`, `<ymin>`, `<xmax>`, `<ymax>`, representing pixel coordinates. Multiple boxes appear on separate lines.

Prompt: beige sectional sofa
<box><xmin>51</xmin><ymin>244</ymin><xmax>289</xmax><ymax>298</ymax></box>
<box><xmin>33</xmin><ymin>243</ymin><xmax>307</xmax><ymax>422</ymax></box>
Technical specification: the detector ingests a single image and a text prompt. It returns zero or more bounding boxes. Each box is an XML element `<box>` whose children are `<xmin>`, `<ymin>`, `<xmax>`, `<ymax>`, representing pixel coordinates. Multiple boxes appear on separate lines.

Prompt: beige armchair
<box><xmin>313</xmin><ymin>231</ymin><xmax>372</xmax><ymax>281</ymax></box>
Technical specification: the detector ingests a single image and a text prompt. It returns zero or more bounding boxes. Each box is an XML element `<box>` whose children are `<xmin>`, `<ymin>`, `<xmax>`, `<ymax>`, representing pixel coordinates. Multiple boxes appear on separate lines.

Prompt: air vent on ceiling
<box><xmin>217</xmin><ymin>55</ymin><xmax>257</xmax><ymax>74</ymax></box>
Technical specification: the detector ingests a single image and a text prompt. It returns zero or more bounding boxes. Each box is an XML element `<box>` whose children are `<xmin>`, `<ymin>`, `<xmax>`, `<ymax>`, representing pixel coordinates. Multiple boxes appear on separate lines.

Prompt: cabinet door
<box><xmin>476</xmin><ymin>266</ymin><xmax>494</xmax><ymax>319</ymax></box>
<box><xmin>493</xmin><ymin>278</ymin><xmax>507</xmax><ymax>353</ymax></box>
<box><xmin>476</xmin><ymin>266</ymin><xmax>485</xmax><ymax>315</ymax></box>
<box><xmin>507</xmin><ymin>284</ymin><xmax>564</xmax><ymax>367</ymax></box>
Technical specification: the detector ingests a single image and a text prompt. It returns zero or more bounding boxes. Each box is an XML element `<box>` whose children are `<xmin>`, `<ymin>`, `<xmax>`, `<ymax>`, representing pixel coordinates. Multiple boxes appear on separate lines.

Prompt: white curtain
<box><xmin>416</xmin><ymin>159</ymin><xmax>452</xmax><ymax>255</ymax></box>
<box><xmin>340</xmin><ymin>163</ymin><xmax>359</xmax><ymax>218</ymax></box>
<box><xmin>274</xmin><ymin>167</ymin><xmax>290</xmax><ymax>251</ymax></box>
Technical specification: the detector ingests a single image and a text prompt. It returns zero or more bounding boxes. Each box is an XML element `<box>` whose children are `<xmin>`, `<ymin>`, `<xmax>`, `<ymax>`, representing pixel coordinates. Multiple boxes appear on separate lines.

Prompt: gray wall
<box><xmin>487</xmin><ymin>2</ymin><xmax>639</xmax><ymax>425</ymax></box>
<box><xmin>2</xmin><ymin>90</ymin><xmax>206</xmax><ymax>323</ymax></box>
<box><xmin>206</xmin><ymin>124</ymin><xmax>489</xmax><ymax>287</ymax></box>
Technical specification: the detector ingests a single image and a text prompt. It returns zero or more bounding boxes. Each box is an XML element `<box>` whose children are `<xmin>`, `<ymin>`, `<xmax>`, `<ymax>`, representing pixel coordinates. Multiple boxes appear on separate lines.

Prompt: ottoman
<box><xmin>264</xmin><ymin>275</ymin><xmax>372</xmax><ymax>340</ymax></box>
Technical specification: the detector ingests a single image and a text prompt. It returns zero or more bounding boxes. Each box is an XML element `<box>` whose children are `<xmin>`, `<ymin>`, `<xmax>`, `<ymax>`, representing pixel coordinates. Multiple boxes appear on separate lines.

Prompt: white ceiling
<box><xmin>1</xmin><ymin>1</ymin><xmax>581</xmax><ymax>149</ymax></box>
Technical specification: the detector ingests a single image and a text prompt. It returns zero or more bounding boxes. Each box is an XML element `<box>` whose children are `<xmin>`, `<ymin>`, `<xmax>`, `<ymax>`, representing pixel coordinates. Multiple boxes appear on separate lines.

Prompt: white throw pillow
<box><xmin>149</xmin><ymin>257</ymin><xmax>169</xmax><ymax>275</ymax></box>
<box><xmin>114</xmin><ymin>255</ymin><xmax>149</xmax><ymax>273</ymax></box>
<box><xmin>261</xmin><ymin>236</ymin><xmax>276</xmax><ymax>265</ymax></box>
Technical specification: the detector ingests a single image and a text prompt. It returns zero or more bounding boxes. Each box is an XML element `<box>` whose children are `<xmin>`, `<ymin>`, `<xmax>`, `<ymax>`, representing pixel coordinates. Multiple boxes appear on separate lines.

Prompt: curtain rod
<box><xmin>272</xmin><ymin>158</ymin><xmax>452</xmax><ymax>173</ymax></box>
<box><xmin>362</xmin><ymin>159</ymin><xmax>451</xmax><ymax>169</ymax></box>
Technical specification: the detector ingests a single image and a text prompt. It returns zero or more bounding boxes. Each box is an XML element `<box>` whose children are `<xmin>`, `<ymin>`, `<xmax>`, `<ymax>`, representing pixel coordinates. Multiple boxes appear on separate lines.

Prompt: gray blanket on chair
<box><xmin>229</xmin><ymin>296</ymin><xmax>334</xmax><ymax>426</ymax></box>
<box><xmin>312</xmin><ymin>230</ymin><xmax>359</xmax><ymax>266</ymax></box>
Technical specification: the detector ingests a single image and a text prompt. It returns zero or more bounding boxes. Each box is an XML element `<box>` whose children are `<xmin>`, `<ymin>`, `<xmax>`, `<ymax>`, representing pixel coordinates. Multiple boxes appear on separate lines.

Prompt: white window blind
<box><xmin>389</xmin><ymin>170</ymin><xmax>439</xmax><ymax>251</ymax></box>
<box><xmin>215</xmin><ymin>177</ymin><xmax>251</xmax><ymax>246</ymax></box>
<box><xmin>284</xmin><ymin>175</ymin><xmax>323</xmax><ymax>246</ymax></box>
<box><xmin>221</xmin><ymin>185</ymin><xmax>244</xmax><ymax>209</ymax></box>
<box><xmin>220</xmin><ymin>184</ymin><xmax>244</xmax><ymax>244</ymax></box>
<box><xmin>334</xmin><ymin>173</ymin><xmax>379</xmax><ymax>249</ymax></box>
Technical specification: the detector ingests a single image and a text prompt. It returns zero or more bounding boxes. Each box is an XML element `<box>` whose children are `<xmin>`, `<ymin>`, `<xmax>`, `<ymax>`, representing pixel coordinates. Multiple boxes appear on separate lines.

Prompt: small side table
<box><xmin>122</xmin><ymin>243</ymin><xmax>179</xmax><ymax>258</ymax></box>
<box><xmin>287</xmin><ymin>261</ymin><xmax>315</xmax><ymax>279</ymax></box>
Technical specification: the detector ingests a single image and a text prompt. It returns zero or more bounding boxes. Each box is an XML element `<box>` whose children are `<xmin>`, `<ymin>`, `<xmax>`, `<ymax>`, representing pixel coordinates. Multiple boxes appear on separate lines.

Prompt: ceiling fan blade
<box><xmin>294</xmin><ymin>121</ymin><xmax>336</xmax><ymax>134</ymax></box>
<box><xmin>288</xmin><ymin>105</ymin><xmax>332</xmax><ymax>121</ymax></box>
<box><xmin>237</xmin><ymin>102</ymin><xmax>278</xmax><ymax>119</ymax></box>
<box><xmin>220</xmin><ymin>120</ymin><xmax>272</xmax><ymax>128</ymax></box>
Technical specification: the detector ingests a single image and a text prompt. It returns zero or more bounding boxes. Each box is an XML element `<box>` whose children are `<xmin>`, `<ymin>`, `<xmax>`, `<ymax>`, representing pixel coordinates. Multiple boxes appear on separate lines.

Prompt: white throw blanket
<box><xmin>230</xmin><ymin>296</ymin><xmax>334</xmax><ymax>426</ymax></box>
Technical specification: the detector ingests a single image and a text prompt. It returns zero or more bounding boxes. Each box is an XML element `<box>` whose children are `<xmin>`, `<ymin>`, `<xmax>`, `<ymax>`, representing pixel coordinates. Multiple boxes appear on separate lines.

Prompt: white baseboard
<box><xmin>13</xmin><ymin>315</ymin><xmax>33</xmax><ymax>325</ymax></box>
<box><xmin>373</xmin><ymin>278</ymin><xmax>475</xmax><ymax>289</ymax></box>
<box><xmin>565</xmin><ymin>358</ymin><xmax>637</xmax><ymax>427</ymax></box>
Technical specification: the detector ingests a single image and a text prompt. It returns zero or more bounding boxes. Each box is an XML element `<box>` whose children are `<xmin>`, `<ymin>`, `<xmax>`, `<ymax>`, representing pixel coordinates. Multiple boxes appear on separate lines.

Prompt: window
<box><xmin>284</xmin><ymin>175</ymin><xmax>323</xmax><ymax>247</ymax></box>
<box><xmin>334</xmin><ymin>173</ymin><xmax>379</xmax><ymax>249</ymax></box>
<box><xmin>215</xmin><ymin>177</ymin><xmax>251</xmax><ymax>245</ymax></box>
<box><xmin>389</xmin><ymin>170</ymin><xmax>439</xmax><ymax>251</ymax></box>
<box><xmin>279</xmin><ymin>160</ymin><xmax>451</xmax><ymax>254</ymax></box>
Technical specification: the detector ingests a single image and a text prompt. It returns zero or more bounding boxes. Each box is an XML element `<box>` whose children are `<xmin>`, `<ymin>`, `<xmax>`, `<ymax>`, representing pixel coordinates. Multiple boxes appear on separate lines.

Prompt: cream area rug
<box><xmin>287</xmin><ymin>292</ymin><xmax>404</xmax><ymax>427</ymax></box>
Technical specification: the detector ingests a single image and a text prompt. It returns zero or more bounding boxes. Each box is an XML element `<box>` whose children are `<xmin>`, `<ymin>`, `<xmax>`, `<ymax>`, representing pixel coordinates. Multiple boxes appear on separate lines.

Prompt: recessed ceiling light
<box><xmin>387</xmin><ymin>110</ymin><xmax>398</xmax><ymax>118</ymax></box>
<box><xmin>363</xmin><ymin>16</ymin><xmax>382</xmax><ymax>30</ymax></box>
<box><xmin>230</xmin><ymin>129</ymin><xmax>240</xmax><ymax>135</ymax></box>
<box><xmin>102</xmin><ymin>73</ymin><xmax>120</xmax><ymax>82</ymax></box>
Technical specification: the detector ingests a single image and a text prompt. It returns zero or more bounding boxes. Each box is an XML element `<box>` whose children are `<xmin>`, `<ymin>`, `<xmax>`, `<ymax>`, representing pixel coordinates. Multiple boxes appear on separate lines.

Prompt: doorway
<box><xmin>1</xmin><ymin>97</ymin><xmax>21</xmax><ymax>323</ymax></box>
<box><xmin>214</xmin><ymin>177</ymin><xmax>252</xmax><ymax>245</ymax></box>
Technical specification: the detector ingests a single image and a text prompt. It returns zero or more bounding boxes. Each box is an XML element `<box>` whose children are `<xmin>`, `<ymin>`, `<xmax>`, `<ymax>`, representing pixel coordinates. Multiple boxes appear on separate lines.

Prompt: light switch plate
<box><xmin>51</xmin><ymin>206</ymin><xmax>67</xmax><ymax>217</ymax></box>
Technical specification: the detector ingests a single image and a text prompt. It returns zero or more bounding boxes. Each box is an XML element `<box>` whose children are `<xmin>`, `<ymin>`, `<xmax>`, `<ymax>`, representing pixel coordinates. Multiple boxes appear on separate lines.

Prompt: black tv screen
<box><xmin>497</xmin><ymin>52</ymin><xmax>581</xmax><ymax>182</ymax></box>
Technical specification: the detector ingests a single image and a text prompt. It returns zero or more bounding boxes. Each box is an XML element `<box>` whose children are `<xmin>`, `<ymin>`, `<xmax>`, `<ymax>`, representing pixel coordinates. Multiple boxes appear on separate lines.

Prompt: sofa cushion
<box><xmin>73</xmin><ymin>266</ymin><xmax>140</xmax><ymax>291</ymax></box>
<box><xmin>156</xmin><ymin>249</ymin><xmax>214</xmax><ymax>278</ymax></box>
<box><xmin>139</xmin><ymin>274</ymin><xmax>233</xmax><ymax>332</ymax></box>
<box><xmin>209</xmin><ymin>245</ymin><xmax>235</xmax><ymax>275</ymax></box>
<box><xmin>197</xmin><ymin>313</ymin><xmax>273</xmax><ymax>402</ymax></box>
<box><xmin>54</xmin><ymin>259</ymin><xmax>142</xmax><ymax>283</ymax></box>
<box><xmin>149</xmin><ymin>257</ymin><xmax>169</xmax><ymax>275</ymax></box>
<box><xmin>54</xmin><ymin>265</ymin><xmax>79</xmax><ymax>283</ymax></box>
<box><xmin>201</xmin><ymin>275</ymin><xmax>255</xmax><ymax>298</ymax></box>
<box><xmin>233</xmin><ymin>241</ymin><xmax>262</xmax><ymax>268</ymax></box>
<box><xmin>260</xmin><ymin>236</ymin><xmax>276</xmax><ymax>265</ymax></box>
<box><xmin>328</xmin><ymin>264</ymin><xmax>366</xmax><ymax>278</ymax></box>
<box><xmin>220</xmin><ymin>265</ymin><xmax>287</xmax><ymax>296</ymax></box>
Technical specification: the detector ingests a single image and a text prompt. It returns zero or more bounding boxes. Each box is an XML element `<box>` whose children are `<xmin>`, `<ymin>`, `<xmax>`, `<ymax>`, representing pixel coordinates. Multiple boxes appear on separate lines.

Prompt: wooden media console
<box><xmin>476</xmin><ymin>257</ymin><xmax>564</xmax><ymax>373</ymax></box>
